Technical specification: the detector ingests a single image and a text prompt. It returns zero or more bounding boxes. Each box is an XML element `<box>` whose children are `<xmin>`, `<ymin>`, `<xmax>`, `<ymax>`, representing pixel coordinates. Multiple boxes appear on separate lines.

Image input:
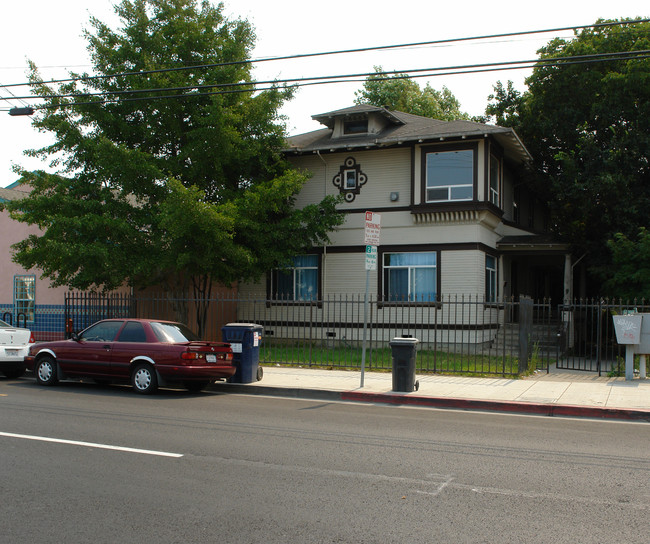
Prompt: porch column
<box><xmin>563</xmin><ymin>253</ymin><xmax>572</xmax><ymax>305</ymax></box>
<box><xmin>563</xmin><ymin>253</ymin><xmax>574</xmax><ymax>349</ymax></box>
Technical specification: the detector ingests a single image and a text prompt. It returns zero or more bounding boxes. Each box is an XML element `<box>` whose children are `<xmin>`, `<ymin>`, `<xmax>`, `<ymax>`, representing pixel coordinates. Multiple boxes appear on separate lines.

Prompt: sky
<box><xmin>1</xmin><ymin>0</ymin><xmax>647</xmax><ymax>187</ymax></box>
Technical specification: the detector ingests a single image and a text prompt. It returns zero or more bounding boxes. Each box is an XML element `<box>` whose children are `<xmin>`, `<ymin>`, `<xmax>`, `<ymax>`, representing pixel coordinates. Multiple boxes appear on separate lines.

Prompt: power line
<box><xmin>5</xmin><ymin>48</ymin><xmax>649</xmax><ymax>102</ymax></box>
<box><xmin>3</xmin><ymin>50</ymin><xmax>647</xmax><ymax>112</ymax></box>
<box><xmin>1</xmin><ymin>18</ymin><xmax>647</xmax><ymax>91</ymax></box>
<box><xmin>0</xmin><ymin>81</ymin><xmax>31</xmax><ymax>108</ymax></box>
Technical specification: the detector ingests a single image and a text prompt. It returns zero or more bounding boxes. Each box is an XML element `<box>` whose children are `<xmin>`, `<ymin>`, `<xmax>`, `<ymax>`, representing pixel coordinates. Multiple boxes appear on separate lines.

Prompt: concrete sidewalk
<box><xmin>215</xmin><ymin>365</ymin><xmax>650</xmax><ymax>421</ymax></box>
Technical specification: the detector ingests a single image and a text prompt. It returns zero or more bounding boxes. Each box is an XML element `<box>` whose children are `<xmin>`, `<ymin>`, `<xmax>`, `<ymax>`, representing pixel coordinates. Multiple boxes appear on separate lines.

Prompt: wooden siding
<box><xmin>441</xmin><ymin>250</ymin><xmax>485</xmax><ymax>297</ymax></box>
<box><xmin>290</xmin><ymin>148</ymin><xmax>412</xmax><ymax>210</ymax></box>
<box><xmin>323</xmin><ymin>253</ymin><xmax>371</xmax><ymax>294</ymax></box>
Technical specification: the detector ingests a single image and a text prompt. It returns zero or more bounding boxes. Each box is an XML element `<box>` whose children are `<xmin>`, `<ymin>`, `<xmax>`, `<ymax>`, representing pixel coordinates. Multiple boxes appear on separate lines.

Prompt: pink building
<box><xmin>1</xmin><ymin>182</ymin><xmax>76</xmax><ymax>340</ymax></box>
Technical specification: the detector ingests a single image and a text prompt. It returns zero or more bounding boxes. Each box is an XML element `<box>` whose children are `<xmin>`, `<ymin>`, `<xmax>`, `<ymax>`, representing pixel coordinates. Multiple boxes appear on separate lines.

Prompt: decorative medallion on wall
<box><xmin>332</xmin><ymin>157</ymin><xmax>368</xmax><ymax>202</ymax></box>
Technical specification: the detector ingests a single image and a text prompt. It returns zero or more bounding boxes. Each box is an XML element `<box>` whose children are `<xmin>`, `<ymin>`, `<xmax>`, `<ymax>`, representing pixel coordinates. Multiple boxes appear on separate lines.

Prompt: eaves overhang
<box><xmin>285</xmin><ymin>124</ymin><xmax>532</xmax><ymax>166</ymax></box>
<box><xmin>498</xmin><ymin>235</ymin><xmax>571</xmax><ymax>254</ymax></box>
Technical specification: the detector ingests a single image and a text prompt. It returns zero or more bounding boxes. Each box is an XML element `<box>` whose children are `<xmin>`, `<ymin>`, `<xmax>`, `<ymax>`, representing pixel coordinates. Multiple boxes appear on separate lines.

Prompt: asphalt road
<box><xmin>1</xmin><ymin>377</ymin><xmax>649</xmax><ymax>544</ymax></box>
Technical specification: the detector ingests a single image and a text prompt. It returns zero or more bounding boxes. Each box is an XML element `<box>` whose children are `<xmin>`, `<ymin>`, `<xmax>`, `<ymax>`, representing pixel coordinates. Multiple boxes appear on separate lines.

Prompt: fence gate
<box><xmin>555</xmin><ymin>300</ymin><xmax>650</xmax><ymax>375</ymax></box>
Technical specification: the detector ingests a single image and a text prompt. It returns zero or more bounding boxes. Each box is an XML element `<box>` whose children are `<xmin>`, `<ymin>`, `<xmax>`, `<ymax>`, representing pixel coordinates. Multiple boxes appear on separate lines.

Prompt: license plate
<box><xmin>206</xmin><ymin>354</ymin><xmax>217</xmax><ymax>363</ymax></box>
<box><xmin>6</xmin><ymin>349</ymin><xmax>19</xmax><ymax>356</ymax></box>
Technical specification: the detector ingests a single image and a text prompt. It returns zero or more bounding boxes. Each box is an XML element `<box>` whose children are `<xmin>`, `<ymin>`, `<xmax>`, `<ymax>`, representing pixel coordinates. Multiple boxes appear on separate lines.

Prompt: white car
<box><xmin>0</xmin><ymin>319</ymin><xmax>35</xmax><ymax>379</ymax></box>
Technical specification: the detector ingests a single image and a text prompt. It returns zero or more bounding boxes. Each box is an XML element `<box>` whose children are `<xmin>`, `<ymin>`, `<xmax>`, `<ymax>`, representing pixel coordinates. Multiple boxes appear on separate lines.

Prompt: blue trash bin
<box><xmin>221</xmin><ymin>323</ymin><xmax>263</xmax><ymax>383</ymax></box>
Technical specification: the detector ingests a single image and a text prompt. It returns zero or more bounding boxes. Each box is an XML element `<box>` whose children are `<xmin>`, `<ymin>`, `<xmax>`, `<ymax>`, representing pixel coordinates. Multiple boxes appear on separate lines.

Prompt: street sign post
<box><xmin>361</xmin><ymin>212</ymin><xmax>381</xmax><ymax>387</ymax></box>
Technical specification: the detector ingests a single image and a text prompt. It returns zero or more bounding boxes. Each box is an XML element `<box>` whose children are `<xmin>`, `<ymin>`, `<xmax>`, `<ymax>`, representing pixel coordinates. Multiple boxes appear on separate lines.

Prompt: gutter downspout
<box><xmin>316</xmin><ymin>150</ymin><xmax>328</xmax><ymax>293</ymax></box>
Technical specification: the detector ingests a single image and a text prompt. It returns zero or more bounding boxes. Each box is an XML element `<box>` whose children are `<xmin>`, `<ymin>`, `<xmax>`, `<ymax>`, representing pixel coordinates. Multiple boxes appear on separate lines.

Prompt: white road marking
<box><xmin>0</xmin><ymin>431</ymin><xmax>183</xmax><ymax>458</ymax></box>
<box><xmin>414</xmin><ymin>474</ymin><xmax>455</xmax><ymax>496</ymax></box>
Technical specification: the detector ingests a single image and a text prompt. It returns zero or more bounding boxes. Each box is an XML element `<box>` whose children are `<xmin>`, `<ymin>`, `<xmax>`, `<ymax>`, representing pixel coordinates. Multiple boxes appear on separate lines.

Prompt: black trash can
<box><xmin>221</xmin><ymin>323</ymin><xmax>263</xmax><ymax>383</ymax></box>
<box><xmin>389</xmin><ymin>337</ymin><xmax>419</xmax><ymax>392</ymax></box>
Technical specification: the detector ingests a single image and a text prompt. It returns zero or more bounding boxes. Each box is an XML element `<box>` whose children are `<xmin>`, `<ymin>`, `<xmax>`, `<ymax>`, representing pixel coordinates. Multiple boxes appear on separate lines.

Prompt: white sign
<box><xmin>612</xmin><ymin>315</ymin><xmax>642</xmax><ymax>345</ymax></box>
<box><xmin>364</xmin><ymin>211</ymin><xmax>381</xmax><ymax>246</ymax></box>
<box><xmin>365</xmin><ymin>245</ymin><xmax>377</xmax><ymax>270</ymax></box>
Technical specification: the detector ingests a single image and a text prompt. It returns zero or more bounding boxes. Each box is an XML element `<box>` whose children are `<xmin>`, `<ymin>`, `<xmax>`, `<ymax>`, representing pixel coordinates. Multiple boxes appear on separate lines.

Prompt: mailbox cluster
<box><xmin>612</xmin><ymin>314</ymin><xmax>649</xmax><ymax>380</ymax></box>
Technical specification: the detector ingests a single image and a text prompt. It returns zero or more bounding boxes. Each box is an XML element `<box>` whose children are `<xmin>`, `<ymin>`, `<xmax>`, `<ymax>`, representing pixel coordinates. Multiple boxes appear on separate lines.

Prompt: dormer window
<box><xmin>343</xmin><ymin>119</ymin><xmax>368</xmax><ymax>135</ymax></box>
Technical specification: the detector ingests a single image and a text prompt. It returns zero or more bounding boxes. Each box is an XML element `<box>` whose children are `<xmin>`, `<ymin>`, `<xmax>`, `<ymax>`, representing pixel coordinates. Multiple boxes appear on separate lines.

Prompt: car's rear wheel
<box><xmin>184</xmin><ymin>380</ymin><xmax>210</xmax><ymax>393</ymax></box>
<box><xmin>131</xmin><ymin>363</ymin><xmax>158</xmax><ymax>395</ymax></box>
<box><xmin>35</xmin><ymin>356</ymin><xmax>58</xmax><ymax>386</ymax></box>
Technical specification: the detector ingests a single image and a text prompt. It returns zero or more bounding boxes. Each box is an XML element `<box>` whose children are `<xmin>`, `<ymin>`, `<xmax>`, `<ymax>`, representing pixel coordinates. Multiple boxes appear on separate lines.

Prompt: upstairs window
<box><xmin>343</xmin><ymin>119</ymin><xmax>368</xmax><ymax>135</ymax></box>
<box><xmin>383</xmin><ymin>252</ymin><xmax>437</xmax><ymax>302</ymax></box>
<box><xmin>272</xmin><ymin>255</ymin><xmax>319</xmax><ymax>301</ymax></box>
<box><xmin>344</xmin><ymin>169</ymin><xmax>357</xmax><ymax>190</ymax></box>
<box><xmin>489</xmin><ymin>153</ymin><xmax>500</xmax><ymax>206</ymax></box>
<box><xmin>425</xmin><ymin>148</ymin><xmax>474</xmax><ymax>202</ymax></box>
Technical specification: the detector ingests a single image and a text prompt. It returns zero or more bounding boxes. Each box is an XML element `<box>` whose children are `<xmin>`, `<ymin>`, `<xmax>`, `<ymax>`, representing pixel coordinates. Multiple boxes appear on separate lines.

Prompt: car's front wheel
<box><xmin>131</xmin><ymin>363</ymin><xmax>158</xmax><ymax>395</ymax></box>
<box><xmin>35</xmin><ymin>356</ymin><xmax>58</xmax><ymax>386</ymax></box>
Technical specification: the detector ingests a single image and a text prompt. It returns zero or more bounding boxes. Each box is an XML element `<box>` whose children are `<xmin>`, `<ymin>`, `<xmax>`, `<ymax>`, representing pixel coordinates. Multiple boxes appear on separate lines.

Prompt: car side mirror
<box><xmin>71</xmin><ymin>332</ymin><xmax>80</xmax><ymax>341</ymax></box>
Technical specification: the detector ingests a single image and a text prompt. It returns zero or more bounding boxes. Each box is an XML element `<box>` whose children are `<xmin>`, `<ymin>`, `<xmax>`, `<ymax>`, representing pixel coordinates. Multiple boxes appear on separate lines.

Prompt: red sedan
<box><xmin>25</xmin><ymin>319</ymin><xmax>234</xmax><ymax>394</ymax></box>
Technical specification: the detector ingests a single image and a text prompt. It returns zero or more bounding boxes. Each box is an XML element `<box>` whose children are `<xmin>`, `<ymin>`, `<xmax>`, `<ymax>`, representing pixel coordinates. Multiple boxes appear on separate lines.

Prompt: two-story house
<box><xmin>240</xmin><ymin>105</ymin><xmax>571</xmax><ymax>309</ymax></box>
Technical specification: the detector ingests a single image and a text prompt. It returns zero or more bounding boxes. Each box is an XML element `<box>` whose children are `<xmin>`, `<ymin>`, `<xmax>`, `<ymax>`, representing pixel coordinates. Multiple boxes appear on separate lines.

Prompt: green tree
<box><xmin>354</xmin><ymin>66</ymin><xmax>469</xmax><ymax>120</ymax></box>
<box><xmin>484</xmin><ymin>81</ymin><xmax>522</xmax><ymax>128</ymax></box>
<box><xmin>5</xmin><ymin>0</ymin><xmax>343</xmax><ymax>335</ymax></box>
<box><xmin>603</xmin><ymin>228</ymin><xmax>650</xmax><ymax>300</ymax></box>
<box><xmin>485</xmin><ymin>19</ymin><xmax>650</xmax><ymax>295</ymax></box>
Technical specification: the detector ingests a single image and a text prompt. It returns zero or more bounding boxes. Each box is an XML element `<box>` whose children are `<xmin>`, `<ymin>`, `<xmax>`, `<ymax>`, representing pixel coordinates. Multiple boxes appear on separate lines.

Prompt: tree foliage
<box><xmin>354</xmin><ymin>66</ymin><xmax>469</xmax><ymax>120</ymax></box>
<box><xmin>485</xmin><ymin>19</ymin><xmax>650</xmax><ymax>295</ymax></box>
<box><xmin>604</xmin><ymin>228</ymin><xmax>650</xmax><ymax>299</ymax></box>
<box><xmin>6</xmin><ymin>0</ymin><xmax>343</xmax><ymax>331</ymax></box>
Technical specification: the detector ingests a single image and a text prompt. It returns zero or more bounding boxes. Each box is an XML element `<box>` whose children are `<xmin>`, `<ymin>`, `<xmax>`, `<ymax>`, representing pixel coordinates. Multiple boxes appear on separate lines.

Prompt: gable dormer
<box><xmin>311</xmin><ymin>105</ymin><xmax>404</xmax><ymax>139</ymax></box>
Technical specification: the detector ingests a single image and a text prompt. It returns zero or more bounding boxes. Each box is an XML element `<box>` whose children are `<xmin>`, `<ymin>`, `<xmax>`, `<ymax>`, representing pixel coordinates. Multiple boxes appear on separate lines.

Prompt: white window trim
<box><xmin>383</xmin><ymin>252</ymin><xmax>437</xmax><ymax>302</ymax></box>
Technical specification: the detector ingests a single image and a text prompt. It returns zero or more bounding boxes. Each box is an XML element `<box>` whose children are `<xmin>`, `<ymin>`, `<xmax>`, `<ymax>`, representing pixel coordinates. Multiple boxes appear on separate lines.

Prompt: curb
<box><xmin>215</xmin><ymin>383</ymin><xmax>650</xmax><ymax>422</ymax></box>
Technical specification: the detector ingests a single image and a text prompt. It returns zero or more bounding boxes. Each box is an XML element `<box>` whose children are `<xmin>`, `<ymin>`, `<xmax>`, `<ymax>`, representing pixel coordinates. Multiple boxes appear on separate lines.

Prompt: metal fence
<box><xmin>557</xmin><ymin>299</ymin><xmax>650</xmax><ymax>376</ymax></box>
<box><xmin>62</xmin><ymin>292</ymin><xmax>561</xmax><ymax>377</ymax></box>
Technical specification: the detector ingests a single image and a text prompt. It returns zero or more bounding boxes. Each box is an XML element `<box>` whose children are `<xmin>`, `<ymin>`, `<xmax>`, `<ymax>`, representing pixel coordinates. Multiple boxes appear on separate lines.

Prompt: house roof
<box><xmin>0</xmin><ymin>185</ymin><xmax>30</xmax><ymax>203</ymax></box>
<box><xmin>286</xmin><ymin>105</ymin><xmax>532</xmax><ymax>165</ymax></box>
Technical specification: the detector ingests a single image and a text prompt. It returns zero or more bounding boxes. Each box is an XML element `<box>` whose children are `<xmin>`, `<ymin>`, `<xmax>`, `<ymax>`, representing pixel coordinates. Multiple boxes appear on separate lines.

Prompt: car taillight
<box><xmin>29</xmin><ymin>332</ymin><xmax>35</xmax><ymax>343</ymax></box>
<box><xmin>225</xmin><ymin>352</ymin><xmax>233</xmax><ymax>361</ymax></box>
<box><xmin>181</xmin><ymin>352</ymin><xmax>201</xmax><ymax>360</ymax></box>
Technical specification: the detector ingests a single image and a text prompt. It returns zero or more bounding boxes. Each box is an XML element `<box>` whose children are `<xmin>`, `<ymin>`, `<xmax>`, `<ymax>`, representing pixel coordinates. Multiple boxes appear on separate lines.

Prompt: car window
<box><xmin>150</xmin><ymin>322</ymin><xmax>199</xmax><ymax>343</ymax></box>
<box><xmin>0</xmin><ymin>320</ymin><xmax>11</xmax><ymax>328</ymax></box>
<box><xmin>116</xmin><ymin>321</ymin><xmax>148</xmax><ymax>343</ymax></box>
<box><xmin>80</xmin><ymin>321</ymin><xmax>123</xmax><ymax>342</ymax></box>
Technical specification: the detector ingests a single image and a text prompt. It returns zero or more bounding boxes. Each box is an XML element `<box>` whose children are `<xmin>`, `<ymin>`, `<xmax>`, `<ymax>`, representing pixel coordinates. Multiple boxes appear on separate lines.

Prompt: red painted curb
<box><xmin>340</xmin><ymin>391</ymin><xmax>650</xmax><ymax>421</ymax></box>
